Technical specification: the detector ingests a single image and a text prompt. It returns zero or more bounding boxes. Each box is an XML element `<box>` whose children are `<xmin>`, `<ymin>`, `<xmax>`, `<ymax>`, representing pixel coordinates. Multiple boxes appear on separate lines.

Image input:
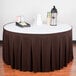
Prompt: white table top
<box><xmin>4</xmin><ymin>22</ymin><xmax>72</xmax><ymax>34</ymax></box>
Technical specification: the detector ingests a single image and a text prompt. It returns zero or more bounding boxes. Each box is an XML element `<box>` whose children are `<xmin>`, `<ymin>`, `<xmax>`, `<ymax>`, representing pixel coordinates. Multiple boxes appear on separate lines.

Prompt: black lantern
<box><xmin>51</xmin><ymin>6</ymin><xmax>58</xmax><ymax>26</ymax></box>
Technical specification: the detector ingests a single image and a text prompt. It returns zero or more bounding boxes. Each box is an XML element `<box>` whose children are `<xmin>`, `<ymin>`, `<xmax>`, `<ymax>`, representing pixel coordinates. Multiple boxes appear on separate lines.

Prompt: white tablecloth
<box><xmin>4</xmin><ymin>22</ymin><xmax>72</xmax><ymax>34</ymax></box>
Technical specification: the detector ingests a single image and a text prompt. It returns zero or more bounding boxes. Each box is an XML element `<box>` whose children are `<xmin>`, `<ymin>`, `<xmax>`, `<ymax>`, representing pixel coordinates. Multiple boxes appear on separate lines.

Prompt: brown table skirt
<box><xmin>3</xmin><ymin>29</ymin><xmax>73</xmax><ymax>72</ymax></box>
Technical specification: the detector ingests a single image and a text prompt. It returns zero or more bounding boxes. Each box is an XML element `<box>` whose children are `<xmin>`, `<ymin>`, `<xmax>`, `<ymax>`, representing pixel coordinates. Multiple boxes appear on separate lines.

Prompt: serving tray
<box><xmin>16</xmin><ymin>22</ymin><xmax>30</xmax><ymax>27</ymax></box>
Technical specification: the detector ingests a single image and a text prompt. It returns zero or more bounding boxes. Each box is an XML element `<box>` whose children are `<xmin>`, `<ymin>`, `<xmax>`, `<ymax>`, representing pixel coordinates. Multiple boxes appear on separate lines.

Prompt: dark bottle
<box><xmin>51</xmin><ymin>6</ymin><xmax>58</xmax><ymax>26</ymax></box>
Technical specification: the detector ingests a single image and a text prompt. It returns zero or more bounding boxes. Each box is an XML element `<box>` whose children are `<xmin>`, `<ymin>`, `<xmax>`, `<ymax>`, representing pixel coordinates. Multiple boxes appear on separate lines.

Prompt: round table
<box><xmin>3</xmin><ymin>22</ymin><xmax>73</xmax><ymax>72</ymax></box>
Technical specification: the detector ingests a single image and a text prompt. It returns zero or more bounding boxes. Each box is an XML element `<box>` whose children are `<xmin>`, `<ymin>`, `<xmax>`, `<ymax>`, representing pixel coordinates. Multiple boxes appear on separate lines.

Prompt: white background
<box><xmin>0</xmin><ymin>0</ymin><xmax>76</xmax><ymax>40</ymax></box>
